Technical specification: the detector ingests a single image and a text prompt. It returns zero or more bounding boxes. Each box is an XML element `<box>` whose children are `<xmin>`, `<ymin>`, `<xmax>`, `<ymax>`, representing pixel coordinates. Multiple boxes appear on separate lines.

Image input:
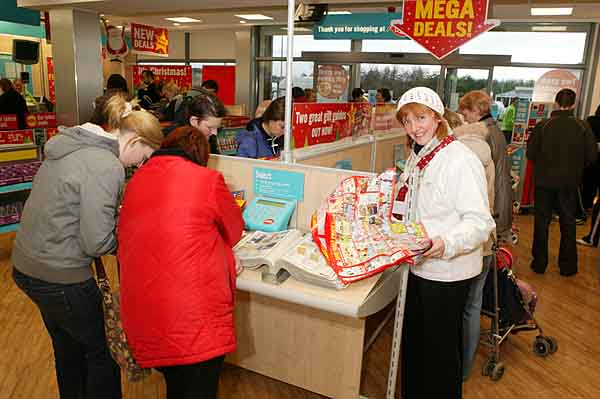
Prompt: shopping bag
<box><xmin>94</xmin><ymin>257</ymin><xmax>150</xmax><ymax>382</ymax></box>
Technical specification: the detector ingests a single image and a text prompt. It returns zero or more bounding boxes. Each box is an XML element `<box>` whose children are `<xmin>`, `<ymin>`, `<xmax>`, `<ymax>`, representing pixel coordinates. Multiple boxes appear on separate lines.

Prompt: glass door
<box><xmin>443</xmin><ymin>67</ymin><xmax>492</xmax><ymax>111</ymax></box>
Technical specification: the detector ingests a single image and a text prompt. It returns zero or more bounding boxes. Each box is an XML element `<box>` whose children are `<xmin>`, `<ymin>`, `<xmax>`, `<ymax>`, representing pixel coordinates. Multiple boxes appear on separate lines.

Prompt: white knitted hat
<box><xmin>396</xmin><ymin>87</ymin><xmax>445</xmax><ymax>116</ymax></box>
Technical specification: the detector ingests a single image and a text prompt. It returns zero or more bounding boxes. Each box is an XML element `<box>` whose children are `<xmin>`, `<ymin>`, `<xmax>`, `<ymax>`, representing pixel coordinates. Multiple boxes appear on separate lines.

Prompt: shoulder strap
<box><xmin>416</xmin><ymin>135</ymin><xmax>456</xmax><ymax>170</ymax></box>
<box><xmin>93</xmin><ymin>257</ymin><xmax>107</xmax><ymax>280</ymax></box>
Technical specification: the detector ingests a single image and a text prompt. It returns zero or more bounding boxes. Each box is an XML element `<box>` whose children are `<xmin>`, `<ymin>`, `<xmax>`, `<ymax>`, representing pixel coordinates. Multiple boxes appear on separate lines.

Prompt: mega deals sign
<box><xmin>131</xmin><ymin>23</ymin><xmax>168</xmax><ymax>57</ymax></box>
<box><xmin>390</xmin><ymin>0</ymin><xmax>499</xmax><ymax>59</ymax></box>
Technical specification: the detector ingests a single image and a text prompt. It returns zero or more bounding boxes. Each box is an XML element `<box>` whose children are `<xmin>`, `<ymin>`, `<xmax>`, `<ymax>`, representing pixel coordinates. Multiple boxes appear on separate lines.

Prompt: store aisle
<box><xmin>1</xmin><ymin>214</ymin><xmax>600</xmax><ymax>398</ymax></box>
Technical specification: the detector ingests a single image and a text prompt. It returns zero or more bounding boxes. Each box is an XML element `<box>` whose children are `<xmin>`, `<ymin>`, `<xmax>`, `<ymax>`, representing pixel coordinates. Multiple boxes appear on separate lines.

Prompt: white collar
<box><xmin>80</xmin><ymin>122</ymin><xmax>118</xmax><ymax>141</ymax></box>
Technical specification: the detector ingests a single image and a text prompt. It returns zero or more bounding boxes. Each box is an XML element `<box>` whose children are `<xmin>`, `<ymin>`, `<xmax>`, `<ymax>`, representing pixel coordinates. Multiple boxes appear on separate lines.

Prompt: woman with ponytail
<box><xmin>11</xmin><ymin>92</ymin><xmax>161</xmax><ymax>399</ymax></box>
<box><xmin>117</xmin><ymin>126</ymin><xmax>244</xmax><ymax>398</ymax></box>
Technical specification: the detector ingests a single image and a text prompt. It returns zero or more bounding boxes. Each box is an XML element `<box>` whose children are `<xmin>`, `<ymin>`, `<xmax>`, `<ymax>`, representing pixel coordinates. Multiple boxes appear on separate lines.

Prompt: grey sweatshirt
<box><xmin>12</xmin><ymin>123</ymin><xmax>124</xmax><ymax>284</ymax></box>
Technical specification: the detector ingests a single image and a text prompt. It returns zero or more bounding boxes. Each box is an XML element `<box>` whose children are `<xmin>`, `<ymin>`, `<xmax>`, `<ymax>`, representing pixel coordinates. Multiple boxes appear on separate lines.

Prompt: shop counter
<box><xmin>228</xmin><ymin>266</ymin><xmax>404</xmax><ymax>398</ymax></box>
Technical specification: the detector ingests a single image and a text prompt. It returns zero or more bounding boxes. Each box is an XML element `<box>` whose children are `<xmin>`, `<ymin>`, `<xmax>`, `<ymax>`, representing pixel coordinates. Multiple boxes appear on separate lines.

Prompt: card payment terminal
<box><xmin>243</xmin><ymin>196</ymin><xmax>296</xmax><ymax>232</ymax></box>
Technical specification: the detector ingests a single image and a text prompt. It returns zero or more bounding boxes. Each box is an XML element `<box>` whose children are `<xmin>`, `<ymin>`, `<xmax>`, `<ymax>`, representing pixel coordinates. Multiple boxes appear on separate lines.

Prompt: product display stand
<box><xmin>207</xmin><ymin>155</ymin><xmax>409</xmax><ymax>398</ymax></box>
<box><xmin>294</xmin><ymin>132</ymin><xmax>406</xmax><ymax>174</ymax></box>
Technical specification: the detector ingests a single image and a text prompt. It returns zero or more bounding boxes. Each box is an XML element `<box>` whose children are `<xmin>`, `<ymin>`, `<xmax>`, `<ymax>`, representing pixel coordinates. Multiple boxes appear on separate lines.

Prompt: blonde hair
<box><xmin>121</xmin><ymin>111</ymin><xmax>163</xmax><ymax>149</ymax></box>
<box><xmin>443</xmin><ymin>108</ymin><xmax>463</xmax><ymax>129</ymax></box>
<box><xmin>162</xmin><ymin>81</ymin><xmax>179</xmax><ymax>98</ymax></box>
<box><xmin>396</xmin><ymin>102</ymin><xmax>448</xmax><ymax>148</ymax></box>
<box><xmin>458</xmin><ymin>90</ymin><xmax>491</xmax><ymax>115</ymax></box>
<box><xmin>103</xmin><ymin>94</ymin><xmax>131</xmax><ymax>132</ymax></box>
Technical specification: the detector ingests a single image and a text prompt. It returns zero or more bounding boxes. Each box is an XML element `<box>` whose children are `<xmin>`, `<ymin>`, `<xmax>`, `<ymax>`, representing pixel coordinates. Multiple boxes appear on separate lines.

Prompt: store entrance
<box><xmin>442</xmin><ymin>67</ymin><xmax>492</xmax><ymax>111</ymax></box>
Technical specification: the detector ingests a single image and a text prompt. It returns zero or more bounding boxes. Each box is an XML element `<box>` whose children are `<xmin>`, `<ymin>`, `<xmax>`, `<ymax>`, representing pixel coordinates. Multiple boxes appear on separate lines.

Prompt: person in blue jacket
<box><xmin>236</xmin><ymin>97</ymin><xmax>285</xmax><ymax>158</ymax></box>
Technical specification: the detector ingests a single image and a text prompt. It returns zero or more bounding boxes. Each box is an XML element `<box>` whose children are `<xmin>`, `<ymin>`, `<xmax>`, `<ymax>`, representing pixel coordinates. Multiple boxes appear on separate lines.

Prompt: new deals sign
<box><xmin>131</xmin><ymin>23</ymin><xmax>168</xmax><ymax>57</ymax></box>
<box><xmin>390</xmin><ymin>0</ymin><xmax>499</xmax><ymax>59</ymax></box>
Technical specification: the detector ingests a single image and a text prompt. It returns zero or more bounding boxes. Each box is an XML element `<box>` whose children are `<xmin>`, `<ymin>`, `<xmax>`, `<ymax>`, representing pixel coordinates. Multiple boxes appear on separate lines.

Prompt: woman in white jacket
<box><xmin>395</xmin><ymin>87</ymin><xmax>495</xmax><ymax>399</ymax></box>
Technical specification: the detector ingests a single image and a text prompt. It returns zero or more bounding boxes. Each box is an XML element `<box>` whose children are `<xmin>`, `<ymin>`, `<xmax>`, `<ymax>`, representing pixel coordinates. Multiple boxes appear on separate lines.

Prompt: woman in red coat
<box><xmin>118</xmin><ymin>126</ymin><xmax>244</xmax><ymax>399</ymax></box>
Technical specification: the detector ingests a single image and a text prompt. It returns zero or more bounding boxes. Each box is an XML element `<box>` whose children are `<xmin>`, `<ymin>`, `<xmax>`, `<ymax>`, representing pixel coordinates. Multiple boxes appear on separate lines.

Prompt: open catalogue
<box><xmin>234</xmin><ymin>229</ymin><xmax>348</xmax><ymax>289</ymax></box>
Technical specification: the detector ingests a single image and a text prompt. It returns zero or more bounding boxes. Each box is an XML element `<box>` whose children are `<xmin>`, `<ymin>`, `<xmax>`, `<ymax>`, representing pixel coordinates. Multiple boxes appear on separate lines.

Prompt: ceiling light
<box><xmin>327</xmin><ymin>11</ymin><xmax>352</xmax><ymax>15</ymax></box>
<box><xmin>239</xmin><ymin>20</ymin><xmax>247</xmax><ymax>24</ymax></box>
<box><xmin>532</xmin><ymin>25</ymin><xmax>568</xmax><ymax>32</ymax></box>
<box><xmin>173</xmin><ymin>23</ymin><xmax>181</xmax><ymax>26</ymax></box>
<box><xmin>530</xmin><ymin>7</ymin><xmax>573</xmax><ymax>16</ymax></box>
<box><xmin>165</xmin><ymin>17</ymin><xmax>202</xmax><ymax>23</ymax></box>
<box><xmin>235</xmin><ymin>14</ymin><xmax>273</xmax><ymax>20</ymax></box>
<box><xmin>115</xmin><ymin>25</ymin><xmax>123</xmax><ymax>29</ymax></box>
<box><xmin>281</xmin><ymin>27</ymin><xmax>312</xmax><ymax>32</ymax></box>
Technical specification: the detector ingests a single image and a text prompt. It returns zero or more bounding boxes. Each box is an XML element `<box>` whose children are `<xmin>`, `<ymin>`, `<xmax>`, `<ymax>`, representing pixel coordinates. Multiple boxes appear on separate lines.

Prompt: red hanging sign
<box><xmin>0</xmin><ymin>130</ymin><xmax>35</xmax><ymax>145</ymax></box>
<box><xmin>132</xmin><ymin>65</ymin><xmax>192</xmax><ymax>93</ymax></box>
<box><xmin>131</xmin><ymin>23</ymin><xmax>169</xmax><ymax>57</ymax></box>
<box><xmin>390</xmin><ymin>0</ymin><xmax>499</xmax><ymax>59</ymax></box>
<box><xmin>47</xmin><ymin>57</ymin><xmax>55</xmax><ymax>103</ymax></box>
<box><xmin>292</xmin><ymin>103</ymin><xmax>356</xmax><ymax>148</ymax></box>
<box><xmin>0</xmin><ymin>115</ymin><xmax>18</xmax><ymax>130</ymax></box>
<box><xmin>25</xmin><ymin>113</ymin><xmax>57</xmax><ymax>129</ymax></box>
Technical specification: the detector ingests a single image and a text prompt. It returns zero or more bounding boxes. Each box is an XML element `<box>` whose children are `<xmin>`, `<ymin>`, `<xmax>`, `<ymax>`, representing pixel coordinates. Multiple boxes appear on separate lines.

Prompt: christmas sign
<box><xmin>390</xmin><ymin>0</ymin><xmax>499</xmax><ymax>59</ymax></box>
<box><xmin>131</xmin><ymin>23</ymin><xmax>168</xmax><ymax>57</ymax></box>
<box><xmin>132</xmin><ymin>65</ymin><xmax>192</xmax><ymax>92</ymax></box>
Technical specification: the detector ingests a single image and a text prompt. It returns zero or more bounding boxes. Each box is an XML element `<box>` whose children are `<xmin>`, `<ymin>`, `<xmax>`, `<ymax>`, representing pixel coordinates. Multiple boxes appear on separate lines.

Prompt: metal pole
<box><xmin>281</xmin><ymin>0</ymin><xmax>295</xmax><ymax>163</ymax></box>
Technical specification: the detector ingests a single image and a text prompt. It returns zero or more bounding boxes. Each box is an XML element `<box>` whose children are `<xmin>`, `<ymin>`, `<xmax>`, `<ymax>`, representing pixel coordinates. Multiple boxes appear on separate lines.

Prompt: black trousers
<box><xmin>156</xmin><ymin>356</ymin><xmax>225</xmax><ymax>399</ymax></box>
<box><xmin>402</xmin><ymin>272</ymin><xmax>471</xmax><ymax>399</ymax></box>
<box><xmin>12</xmin><ymin>268</ymin><xmax>122</xmax><ymax>399</ymax></box>
<box><xmin>531</xmin><ymin>187</ymin><xmax>578</xmax><ymax>275</ymax></box>
<box><xmin>581</xmin><ymin>158</ymin><xmax>600</xmax><ymax>209</ymax></box>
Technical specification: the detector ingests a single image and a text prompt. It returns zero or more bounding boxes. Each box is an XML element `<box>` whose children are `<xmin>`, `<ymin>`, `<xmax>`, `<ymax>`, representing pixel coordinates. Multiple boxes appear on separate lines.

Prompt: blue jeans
<box><xmin>12</xmin><ymin>268</ymin><xmax>122</xmax><ymax>399</ymax></box>
<box><xmin>462</xmin><ymin>255</ymin><xmax>494</xmax><ymax>379</ymax></box>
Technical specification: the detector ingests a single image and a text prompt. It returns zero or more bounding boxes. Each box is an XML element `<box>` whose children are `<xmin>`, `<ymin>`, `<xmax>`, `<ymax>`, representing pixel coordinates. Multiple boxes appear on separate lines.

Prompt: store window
<box><xmin>460</xmin><ymin>31</ymin><xmax>587</xmax><ymax>64</ymax></box>
<box><xmin>362</xmin><ymin>39</ymin><xmax>429</xmax><ymax>54</ymax></box>
<box><xmin>360</xmin><ymin>64</ymin><xmax>441</xmax><ymax>100</ymax></box>
<box><xmin>492</xmin><ymin>66</ymin><xmax>583</xmax><ymax>104</ymax></box>
<box><xmin>260</xmin><ymin>60</ymin><xmax>314</xmax><ymax>99</ymax></box>
<box><xmin>272</xmin><ymin>35</ymin><xmax>351</xmax><ymax>57</ymax></box>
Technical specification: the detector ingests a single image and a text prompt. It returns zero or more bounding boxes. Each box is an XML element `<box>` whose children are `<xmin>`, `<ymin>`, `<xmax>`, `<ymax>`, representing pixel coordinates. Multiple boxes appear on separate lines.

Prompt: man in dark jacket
<box><xmin>527</xmin><ymin>89</ymin><xmax>597</xmax><ymax>276</ymax></box>
<box><xmin>0</xmin><ymin>78</ymin><xmax>29</xmax><ymax>129</ymax></box>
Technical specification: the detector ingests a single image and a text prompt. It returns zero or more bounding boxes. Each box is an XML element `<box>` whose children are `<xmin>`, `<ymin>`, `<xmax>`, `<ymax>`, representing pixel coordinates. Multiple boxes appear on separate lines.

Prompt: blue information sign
<box><xmin>253</xmin><ymin>167</ymin><xmax>305</xmax><ymax>201</ymax></box>
<box><xmin>314</xmin><ymin>13</ymin><xmax>408</xmax><ymax>40</ymax></box>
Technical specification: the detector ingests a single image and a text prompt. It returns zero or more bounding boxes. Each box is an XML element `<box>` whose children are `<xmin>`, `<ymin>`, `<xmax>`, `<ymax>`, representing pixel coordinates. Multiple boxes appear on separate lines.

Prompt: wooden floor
<box><xmin>1</xmin><ymin>213</ymin><xmax>600</xmax><ymax>398</ymax></box>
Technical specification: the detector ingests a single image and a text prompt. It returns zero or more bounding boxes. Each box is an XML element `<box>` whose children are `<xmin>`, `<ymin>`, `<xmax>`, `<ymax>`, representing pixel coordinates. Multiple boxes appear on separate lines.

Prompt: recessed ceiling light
<box><xmin>327</xmin><ymin>11</ymin><xmax>352</xmax><ymax>15</ymax></box>
<box><xmin>235</xmin><ymin>14</ymin><xmax>273</xmax><ymax>20</ymax></box>
<box><xmin>165</xmin><ymin>17</ymin><xmax>202</xmax><ymax>23</ymax></box>
<box><xmin>532</xmin><ymin>25</ymin><xmax>568</xmax><ymax>32</ymax></box>
<box><xmin>239</xmin><ymin>20</ymin><xmax>247</xmax><ymax>24</ymax></box>
<box><xmin>173</xmin><ymin>23</ymin><xmax>181</xmax><ymax>26</ymax></box>
<box><xmin>530</xmin><ymin>7</ymin><xmax>573</xmax><ymax>16</ymax></box>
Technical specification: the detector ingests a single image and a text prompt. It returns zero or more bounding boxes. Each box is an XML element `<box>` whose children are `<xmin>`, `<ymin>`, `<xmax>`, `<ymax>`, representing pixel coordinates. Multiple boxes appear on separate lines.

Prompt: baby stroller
<box><xmin>479</xmin><ymin>247</ymin><xmax>558</xmax><ymax>381</ymax></box>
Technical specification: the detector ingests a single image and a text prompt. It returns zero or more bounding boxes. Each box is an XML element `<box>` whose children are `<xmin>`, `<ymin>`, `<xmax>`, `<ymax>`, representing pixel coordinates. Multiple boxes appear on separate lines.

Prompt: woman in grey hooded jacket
<box><xmin>11</xmin><ymin>93</ymin><xmax>162</xmax><ymax>399</ymax></box>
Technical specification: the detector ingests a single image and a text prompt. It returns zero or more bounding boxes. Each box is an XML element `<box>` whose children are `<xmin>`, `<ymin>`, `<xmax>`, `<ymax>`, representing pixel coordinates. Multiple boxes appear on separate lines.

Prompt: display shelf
<box><xmin>0</xmin><ymin>223</ymin><xmax>20</xmax><ymax>234</ymax></box>
<box><xmin>0</xmin><ymin>182</ymin><xmax>33</xmax><ymax>194</ymax></box>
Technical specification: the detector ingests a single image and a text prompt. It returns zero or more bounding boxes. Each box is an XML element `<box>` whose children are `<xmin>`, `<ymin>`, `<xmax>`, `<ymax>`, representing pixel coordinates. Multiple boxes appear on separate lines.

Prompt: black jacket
<box><xmin>481</xmin><ymin>115</ymin><xmax>513</xmax><ymax>235</ymax></box>
<box><xmin>0</xmin><ymin>88</ymin><xmax>28</xmax><ymax>129</ymax></box>
<box><xmin>527</xmin><ymin>110</ymin><xmax>597</xmax><ymax>189</ymax></box>
<box><xmin>587</xmin><ymin>115</ymin><xmax>600</xmax><ymax>143</ymax></box>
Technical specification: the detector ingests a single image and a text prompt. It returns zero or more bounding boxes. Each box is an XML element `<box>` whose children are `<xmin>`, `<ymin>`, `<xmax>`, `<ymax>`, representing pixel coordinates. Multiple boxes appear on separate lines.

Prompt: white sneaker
<box><xmin>576</xmin><ymin>238</ymin><xmax>593</xmax><ymax>247</ymax></box>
